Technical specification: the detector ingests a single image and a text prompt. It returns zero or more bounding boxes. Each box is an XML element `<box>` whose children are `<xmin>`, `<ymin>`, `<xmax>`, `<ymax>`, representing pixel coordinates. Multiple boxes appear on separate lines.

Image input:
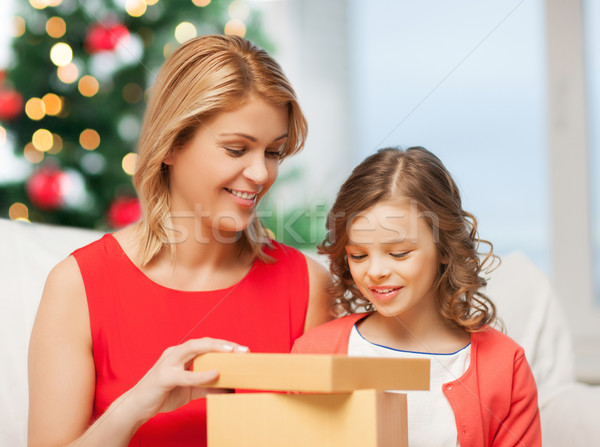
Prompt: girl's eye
<box><xmin>390</xmin><ymin>252</ymin><xmax>409</xmax><ymax>259</ymax></box>
<box><xmin>348</xmin><ymin>253</ymin><xmax>367</xmax><ymax>261</ymax></box>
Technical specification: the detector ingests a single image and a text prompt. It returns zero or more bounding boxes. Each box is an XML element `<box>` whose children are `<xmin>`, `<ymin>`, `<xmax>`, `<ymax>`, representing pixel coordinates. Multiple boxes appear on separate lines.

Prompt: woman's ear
<box><xmin>163</xmin><ymin>152</ymin><xmax>173</xmax><ymax>165</ymax></box>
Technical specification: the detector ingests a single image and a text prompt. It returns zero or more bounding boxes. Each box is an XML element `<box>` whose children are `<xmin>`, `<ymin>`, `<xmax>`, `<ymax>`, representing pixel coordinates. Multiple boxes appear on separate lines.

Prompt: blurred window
<box><xmin>347</xmin><ymin>0</ymin><xmax>550</xmax><ymax>272</ymax></box>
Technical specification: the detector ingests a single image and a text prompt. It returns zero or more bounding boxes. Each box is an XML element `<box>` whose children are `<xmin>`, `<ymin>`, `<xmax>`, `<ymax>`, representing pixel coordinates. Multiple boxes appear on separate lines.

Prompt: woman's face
<box><xmin>166</xmin><ymin>95</ymin><xmax>288</xmax><ymax>238</ymax></box>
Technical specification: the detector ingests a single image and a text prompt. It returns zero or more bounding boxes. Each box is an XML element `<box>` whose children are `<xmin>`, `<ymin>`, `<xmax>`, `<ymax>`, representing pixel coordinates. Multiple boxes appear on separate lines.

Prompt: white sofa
<box><xmin>1</xmin><ymin>218</ymin><xmax>598</xmax><ymax>445</ymax></box>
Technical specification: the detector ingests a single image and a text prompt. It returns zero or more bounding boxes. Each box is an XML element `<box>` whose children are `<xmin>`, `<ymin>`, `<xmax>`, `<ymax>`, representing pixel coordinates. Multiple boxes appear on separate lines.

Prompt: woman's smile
<box><xmin>224</xmin><ymin>187</ymin><xmax>259</xmax><ymax>208</ymax></box>
<box><xmin>165</xmin><ymin>95</ymin><xmax>288</xmax><ymax>234</ymax></box>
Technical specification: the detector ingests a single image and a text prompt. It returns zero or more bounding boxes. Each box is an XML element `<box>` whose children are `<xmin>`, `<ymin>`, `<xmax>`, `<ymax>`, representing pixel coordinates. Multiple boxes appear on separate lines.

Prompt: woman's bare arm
<box><xmin>28</xmin><ymin>256</ymin><xmax>245</xmax><ymax>447</ymax></box>
<box><xmin>28</xmin><ymin>256</ymin><xmax>97</xmax><ymax>446</ymax></box>
<box><xmin>304</xmin><ymin>255</ymin><xmax>334</xmax><ymax>331</ymax></box>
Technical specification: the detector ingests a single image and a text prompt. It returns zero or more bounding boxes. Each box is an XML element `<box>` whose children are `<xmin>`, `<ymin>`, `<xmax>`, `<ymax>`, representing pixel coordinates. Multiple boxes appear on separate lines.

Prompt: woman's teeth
<box><xmin>227</xmin><ymin>188</ymin><xmax>256</xmax><ymax>200</ymax></box>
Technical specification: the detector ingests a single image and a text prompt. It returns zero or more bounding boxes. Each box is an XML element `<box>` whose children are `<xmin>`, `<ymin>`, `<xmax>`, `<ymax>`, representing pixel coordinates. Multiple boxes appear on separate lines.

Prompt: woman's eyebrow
<box><xmin>218</xmin><ymin>132</ymin><xmax>288</xmax><ymax>142</ymax></box>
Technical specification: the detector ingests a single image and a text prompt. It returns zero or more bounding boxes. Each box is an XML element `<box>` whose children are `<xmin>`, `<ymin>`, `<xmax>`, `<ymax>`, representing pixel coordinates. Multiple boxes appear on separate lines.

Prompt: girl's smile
<box><xmin>368</xmin><ymin>285</ymin><xmax>404</xmax><ymax>302</ymax></box>
<box><xmin>345</xmin><ymin>199</ymin><xmax>441</xmax><ymax>323</ymax></box>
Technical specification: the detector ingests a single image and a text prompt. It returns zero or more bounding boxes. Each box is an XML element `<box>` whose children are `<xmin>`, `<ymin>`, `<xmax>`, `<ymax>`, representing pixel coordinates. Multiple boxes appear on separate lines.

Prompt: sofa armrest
<box><xmin>0</xmin><ymin>219</ymin><xmax>102</xmax><ymax>447</ymax></box>
<box><xmin>484</xmin><ymin>252</ymin><xmax>600</xmax><ymax>446</ymax></box>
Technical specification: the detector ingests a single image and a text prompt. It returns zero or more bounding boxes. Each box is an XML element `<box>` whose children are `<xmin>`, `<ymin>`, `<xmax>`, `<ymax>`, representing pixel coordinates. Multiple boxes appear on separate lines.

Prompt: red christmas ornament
<box><xmin>84</xmin><ymin>23</ymin><xmax>130</xmax><ymax>54</ymax></box>
<box><xmin>0</xmin><ymin>88</ymin><xmax>24</xmax><ymax>121</ymax></box>
<box><xmin>26</xmin><ymin>168</ymin><xmax>66</xmax><ymax>210</ymax></box>
<box><xmin>107</xmin><ymin>196</ymin><xmax>141</xmax><ymax>228</ymax></box>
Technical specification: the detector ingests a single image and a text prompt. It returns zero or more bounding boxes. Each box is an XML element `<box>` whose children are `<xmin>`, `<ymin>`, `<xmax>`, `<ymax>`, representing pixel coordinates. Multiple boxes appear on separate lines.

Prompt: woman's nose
<box><xmin>243</xmin><ymin>154</ymin><xmax>269</xmax><ymax>185</ymax></box>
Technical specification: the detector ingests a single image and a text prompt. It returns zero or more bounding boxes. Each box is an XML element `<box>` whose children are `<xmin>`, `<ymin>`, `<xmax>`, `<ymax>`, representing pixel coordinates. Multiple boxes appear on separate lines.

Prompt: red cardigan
<box><xmin>292</xmin><ymin>313</ymin><xmax>541</xmax><ymax>447</ymax></box>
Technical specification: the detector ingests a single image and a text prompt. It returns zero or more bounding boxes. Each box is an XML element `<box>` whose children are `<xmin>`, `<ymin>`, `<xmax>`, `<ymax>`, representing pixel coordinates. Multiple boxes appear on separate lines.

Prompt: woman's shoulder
<box><xmin>262</xmin><ymin>239</ymin><xmax>303</xmax><ymax>259</ymax></box>
<box><xmin>71</xmin><ymin>233</ymin><xmax>113</xmax><ymax>257</ymax></box>
<box><xmin>42</xmin><ymin>255</ymin><xmax>89</xmax><ymax>320</ymax></box>
<box><xmin>260</xmin><ymin>241</ymin><xmax>316</xmax><ymax>277</ymax></box>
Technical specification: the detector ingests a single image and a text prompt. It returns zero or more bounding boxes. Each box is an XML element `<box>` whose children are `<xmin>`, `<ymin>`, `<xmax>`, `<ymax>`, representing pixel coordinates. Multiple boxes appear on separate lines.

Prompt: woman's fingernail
<box><xmin>221</xmin><ymin>344</ymin><xmax>235</xmax><ymax>351</ymax></box>
<box><xmin>235</xmin><ymin>345</ymin><xmax>249</xmax><ymax>352</ymax></box>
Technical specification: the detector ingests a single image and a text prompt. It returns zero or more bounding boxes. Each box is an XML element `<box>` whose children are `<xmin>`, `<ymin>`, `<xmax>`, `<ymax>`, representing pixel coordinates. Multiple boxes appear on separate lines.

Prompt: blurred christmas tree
<box><xmin>0</xmin><ymin>0</ymin><xmax>270</xmax><ymax>229</ymax></box>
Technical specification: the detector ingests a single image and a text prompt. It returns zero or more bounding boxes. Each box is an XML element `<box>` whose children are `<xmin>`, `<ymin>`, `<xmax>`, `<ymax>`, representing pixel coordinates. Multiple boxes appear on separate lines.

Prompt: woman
<box><xmin>28</xmin><ymin>35</ymin><xmax>332</xmax><ymax>446</ymax></box>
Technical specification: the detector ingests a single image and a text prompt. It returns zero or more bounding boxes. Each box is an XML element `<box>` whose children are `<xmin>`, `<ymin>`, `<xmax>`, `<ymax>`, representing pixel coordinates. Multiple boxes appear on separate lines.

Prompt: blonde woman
<box><xmin>28</xmin><ymin>35</ymin><xmax>332</xmax><ymax>446</ymax></box>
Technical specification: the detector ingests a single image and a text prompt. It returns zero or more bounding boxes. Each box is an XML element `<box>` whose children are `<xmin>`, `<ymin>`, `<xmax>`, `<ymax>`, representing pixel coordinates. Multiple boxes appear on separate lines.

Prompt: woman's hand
<box><xmin>120</xmin><ymin>338</ymin><xmax>249</xmax><ymax>425</ymax></box>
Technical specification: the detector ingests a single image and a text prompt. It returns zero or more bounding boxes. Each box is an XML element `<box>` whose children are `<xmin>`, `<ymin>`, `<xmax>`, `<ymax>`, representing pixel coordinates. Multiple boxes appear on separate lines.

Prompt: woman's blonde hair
<box><xmin>321</xmin><ymin>147</ymin><xmax>499</xmax><ymax>332</ymax></box>
<box><xmin>133</xmin><ymin>35</ymin><xmax>307</xmax><ymax>266</ymax></box>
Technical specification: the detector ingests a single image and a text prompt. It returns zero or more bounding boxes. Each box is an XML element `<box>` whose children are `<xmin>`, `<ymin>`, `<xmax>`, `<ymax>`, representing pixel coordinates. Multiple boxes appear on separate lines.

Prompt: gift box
<box><xmin>193</xmin><ymin>353</ymin><xmax>430</xmax><ymax>392</ymax></box>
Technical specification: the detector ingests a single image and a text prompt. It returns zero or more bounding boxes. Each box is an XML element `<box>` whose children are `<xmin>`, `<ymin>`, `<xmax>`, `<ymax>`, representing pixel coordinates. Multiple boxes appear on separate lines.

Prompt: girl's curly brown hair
<box><xmin>320</xmin><ymin>147</ymin><xmax>499</xmax><ymax>332</ymax></box>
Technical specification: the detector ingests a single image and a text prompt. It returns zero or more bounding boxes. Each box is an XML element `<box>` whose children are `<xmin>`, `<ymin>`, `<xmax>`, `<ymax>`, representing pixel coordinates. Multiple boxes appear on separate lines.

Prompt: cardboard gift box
<box><xmin>194</xmin><ymin>353</ymin><xmax>430</xmax><ymax>446</ymax></box>
<box><xmin>193</xmin><ymin>353</ymin><xmax>430</xmax><ymax>392</ymax></box>
<box><xmin>207</xmin><ymin>390</ymin><xmax>408</xmax><ymax>447</ymax></box>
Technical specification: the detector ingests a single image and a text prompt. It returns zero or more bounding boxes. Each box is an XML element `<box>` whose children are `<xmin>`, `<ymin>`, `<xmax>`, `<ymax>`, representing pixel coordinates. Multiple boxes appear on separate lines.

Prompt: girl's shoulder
<box><xmin>471</xmin><ymin>325</ymin><xmax>527</xmax><ymax>362</ymax></box>
<box><xmin>293</xmin><ymin>313</ymin><xmax>371</xmax><ymax>354</ymax></box>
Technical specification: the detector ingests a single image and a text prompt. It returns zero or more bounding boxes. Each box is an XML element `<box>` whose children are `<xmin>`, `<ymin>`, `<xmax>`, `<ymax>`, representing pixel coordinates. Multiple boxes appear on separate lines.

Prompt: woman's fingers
<box><xmin>159</xmin><ymin>338</ymin><xmax>250</xmax><ymax>367</ymax></box>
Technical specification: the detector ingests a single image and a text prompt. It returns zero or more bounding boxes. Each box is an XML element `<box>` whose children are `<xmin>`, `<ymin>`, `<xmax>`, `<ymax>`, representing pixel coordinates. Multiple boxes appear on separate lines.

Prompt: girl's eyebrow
<box><xmin>346</xmin><ymin>238</ymin><xmax>417</xmax><ymax>246</ymax></box>
<box><xmin>218</xmin><ymin>132</ymin><xmax>288</xmax><ymax>142</ymax></box>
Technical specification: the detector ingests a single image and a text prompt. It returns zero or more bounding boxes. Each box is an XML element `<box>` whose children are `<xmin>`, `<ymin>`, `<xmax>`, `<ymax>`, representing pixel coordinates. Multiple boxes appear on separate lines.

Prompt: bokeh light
<box><xmin>122</xmin><ymin>83</ymin><xmax>144</xmax><ymax>104</ymax></box>
<box><xmin>174</xmin><ymin>22</ymin><xmax>197</xmax><ymax>43</ymax></box>
<box><xmin>12</xmin><ymin>16</ymin><xmax>26</xmax><ymax>38</ymax></box>
<box><xmin>224</xmin><ymin>19</ymin><xmax>246</xmax><ymax>37</ymax></box>
<box><xmin>228</xmin><ymin>1</ymin><xmax>250</xmax><ymax>21</ymax></box>
<box><xmin>9</xmin><ymin>202</ymin><xmax>29</xmax><ymax>221</ymax></box>
<box><xmin>126</xmin><ymin>0</ymin><xmax>147</xmax><ymax>17</ymax></box>
<box><xmin>24</xmin><ymin>143</ymin><xmax>44</xmax><ymax>164</ymax></box>
<box><xmin>80</xmin><ymin>129</ymin><xmax>101</xmax><ymax>150</ymax></box>
<box><xmin>29</xmin><ymin>0</ymin><xmax>48</xmax><ymax>9</ymax></box>
<box><xmin>32</xmin><ymin>129</ymin><xmax>54</xmax><ymax>152</ymax></box>
<box><xmin>25</xmin><ymin>98</ymin><xmax>46</xmax><ymax>121</ymax></box>
<box><xmin>78</xmin><ymin>75</ymin><xmax>99</xmax><ymax>97</ymax></box>
<box><xmin>50</xmin><ymin>42</ymin><xmax>73</xmax><ymax>67</ymax></box>
<box><xmin>57</xmin><ymin>63</ymin><xmax>79</xmax><ymax>84</ymax></box>
<box><xmin>122</xmin><ymin>152</ymin><xmax>137</xmax><ymax>175</ymax></box>
<box><xmin>42</xmin><ymin>93</ymin><xmax>62</xmax><ymax>116</ymax></box>
<box><xmin>46</xmin><ymin>16</ymin><xmax>66</xmax><ymax>38</ymax></box>
<box><xmin>81</xmin><ymin>152</ymin><xmax>106</xmax><ymax>175</ymax></box>
<box><xmin>192</xmin><ymin>0</ymin><xmax>211</xmax><ymax>6</ymax></box>
<box><xmin>163</xmin><ymin>42</ymin><xmax>175</xmax><ymax>59</ymax></box>
<box><xmin>48</xmin><ymin>133</ymin><xmax>63</xmax><ymax>154</ymax></box>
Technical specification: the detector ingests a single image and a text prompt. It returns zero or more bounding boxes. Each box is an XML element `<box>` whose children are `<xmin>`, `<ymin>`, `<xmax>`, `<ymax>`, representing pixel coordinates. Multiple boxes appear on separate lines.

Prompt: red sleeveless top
<box><xmin>72</xmin><ymin>234</ymin><xmax>309</xmax><ymax>446</ymax></box>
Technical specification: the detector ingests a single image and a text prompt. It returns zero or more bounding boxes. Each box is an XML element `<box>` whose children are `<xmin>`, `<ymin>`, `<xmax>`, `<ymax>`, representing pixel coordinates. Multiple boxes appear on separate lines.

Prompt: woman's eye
<box><xmin>348</xmin><ymin>253</ymin><xmax>367</xmax><ymax>261</ymax></box>
<box><xmin>224</xmin><ymin>147</ymin><xmax>246</xmax><ymax>157</ymax></box>
<box><xmin>390</xmin><ymin>252</ymin><xmax>409</xmax><ymax>259</ymax></box>
<box><xmin>265</xmin><ymin>150</ymin><xmax>282</xmax><ymax>159</ymax></box>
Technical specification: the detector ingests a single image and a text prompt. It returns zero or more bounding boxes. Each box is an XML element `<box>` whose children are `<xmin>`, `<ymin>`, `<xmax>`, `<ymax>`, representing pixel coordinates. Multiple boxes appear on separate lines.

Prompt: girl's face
<box><xmin>166</xmin><ymin>95</ymin><xmax>288</xmax><ymax>236</ymax></box>
<box><xmin>345</xmin><ymin>200</ymin><xmax>441</xmax><ymax>321</ymax></box>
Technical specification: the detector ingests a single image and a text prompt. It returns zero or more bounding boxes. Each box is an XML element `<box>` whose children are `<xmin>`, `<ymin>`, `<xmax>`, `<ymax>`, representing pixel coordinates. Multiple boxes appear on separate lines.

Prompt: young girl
<box><xmin>292</xmin><ymin>147</ymin><xmax>541</xmax><ymax>446</ymax></box>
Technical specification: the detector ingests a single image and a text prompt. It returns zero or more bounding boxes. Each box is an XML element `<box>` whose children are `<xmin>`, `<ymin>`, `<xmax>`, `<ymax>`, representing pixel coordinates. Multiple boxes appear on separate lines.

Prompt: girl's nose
<box><xmin>367</xmin><ymin>258</ymin><xmax>391</xmax><ymax>281</ymax></box>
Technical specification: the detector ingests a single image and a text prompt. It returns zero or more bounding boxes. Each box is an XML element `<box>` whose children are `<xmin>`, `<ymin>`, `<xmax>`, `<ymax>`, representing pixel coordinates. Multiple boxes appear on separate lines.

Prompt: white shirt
<box><xmin>348</xmin><ymin>325</ymin><xmax>471</xmax><ymax>447</ymax></box>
